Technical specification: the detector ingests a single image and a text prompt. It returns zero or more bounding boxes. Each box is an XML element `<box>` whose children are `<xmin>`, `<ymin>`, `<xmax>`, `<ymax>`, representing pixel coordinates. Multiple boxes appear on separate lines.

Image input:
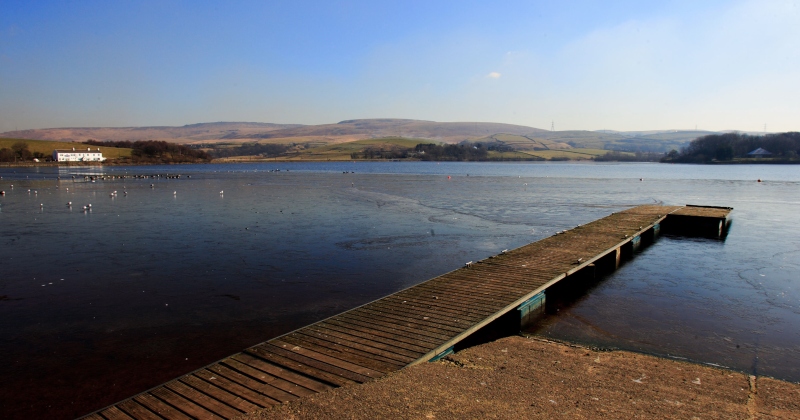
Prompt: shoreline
<box><xmin>239</xmin><ymin>335</ymin><xmax>800</xmax><ymax>419</ymax></box>
<box><xmin>0</xmin><ymin>159</ymin><xmax>800</xmax><ymax>168</ymax></box>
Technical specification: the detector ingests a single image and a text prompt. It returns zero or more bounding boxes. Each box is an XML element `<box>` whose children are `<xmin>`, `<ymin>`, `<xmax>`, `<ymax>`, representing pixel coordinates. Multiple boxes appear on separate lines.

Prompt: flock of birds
<box><xmin>0</xmin><ymin>175</ymin><xmax>203</xmax><ymax>212</ymax></box>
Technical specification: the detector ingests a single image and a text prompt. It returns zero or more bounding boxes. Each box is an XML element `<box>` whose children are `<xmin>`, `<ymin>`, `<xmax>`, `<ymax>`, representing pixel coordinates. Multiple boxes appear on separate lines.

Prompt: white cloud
<box><xmin>486</xmin><ymin>71</ymin><xmax>501</xmax><ymax>79</ymax></box>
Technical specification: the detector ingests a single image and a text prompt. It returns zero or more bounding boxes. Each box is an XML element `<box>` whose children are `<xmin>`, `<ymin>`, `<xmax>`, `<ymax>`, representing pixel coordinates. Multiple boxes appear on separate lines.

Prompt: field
<box><xmin>523</xmin><ymin>148</ymin><xmax>613</xmax><ymax>160</ymax></box>
<box><xmin>280</xmin><ymin>137</ymin><xmax>431</xmax><ymax>161</ymax></box>
<box><xmin>0</xmin><ymin>138</ymin><xmax>132</xmax><ymax>159</ymax></box>
<box><xmin>482</xmin><ymin>133</ymin><xmax>572</xmax><ymax>150</ymax></box>
<box><xmin>214</xmin><ymin>137</ymin><xmax>617</xmax><ymax>162</ymax></box>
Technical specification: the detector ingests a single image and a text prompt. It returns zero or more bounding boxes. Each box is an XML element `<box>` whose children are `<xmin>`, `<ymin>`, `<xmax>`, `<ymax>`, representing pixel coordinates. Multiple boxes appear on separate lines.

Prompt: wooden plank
<box><xmin>281</xmin><ymin>333</ymin><xmax>403</xmax><ymax>372</ymax></box>
<box><xmin>422</xmin><ymin>275</ymin><xmax>548</xmax><ymax>296</ymax></box>
<box><xmin>116</xmin><ymin>400</ymin><xmax>161</xmax><ymax>420</ymax></box>
<box><xmin>397</xmin><ymin>286</ymin><xmax>522</xmax><ymax>310</ymax></box>
<box><xmin>350</xmin><ymin>306</ymin><xmax>468</xmax><ymax>334</ymax></box>
<box><xmin>391</xmin><ymin>282</ymin><xmax>530</xmax><ymax>308</ymax></box>
<box><xmin>302</xmin><ymin>325</ymin><xmax>422</xmax><ymax>361</ymax></box>
<box><xmin>180</xmin><ymin>374</ymin><xmax>260</xmax><ymax>413</ymax></box>
<box><xmin>256</xmin><ymin>342</ymin><xmax>375</xmax><ymax>382</ymax></box>
<box><xmin>438</xmin><ymin>275</ymin><xmax>550</xmax><ymax>295</ymax></box>
<box><xmin>410</xmin><ymin>283</ymin><xmax>565</xmax><ymax>366</ymax></box>
<box><xmin>97</xmin><ymin>407</ymin><xmax>135</xmax><ymax>420</ymax></box>
<box><xmin>334</xmin><ymin>313</ymin><xmax>451</xmax><ymax>344</ymax></box>
<box><xmin>320</xmin><ymin>317</ymin><xmax>442</xmax><ymax>351</ymax></box>
<box><xmin>295</xmin><ymin>329</ymin><xmax>414</xmax><ymax>364</ymax></box>
<box><xmin>208</xmin><ymin>363</ymin><xmax>298</xmax><ymax>403</ymax></box>
<box><xmin>404</xmin><ymin>277</ymin><xmax>537</xmax><ymax>297</ymax></box>
<box><xmin>392</xmin><ymin>288</ymin><xmax>509</xmax><ymax>313</ymax></box>
<box><xmin>350</xmin><ymin>304</ymin><xmax>468</xmax><ymax>334</ymax></box>
<box><xmin>191</xmin><ymin>369</ymin><xmax>274</xmax><ymax>409</ymax></box>
<box><xmin>149</xmin><ymin>386</ymin><xmax>223</xmax><ymax>420</ymax></box>
<box><xmin>244</xmin><ymin>346</ymin><xmax>356</xmax><ymax>387</ymax></box>
<box><xmin>382</xmin><ymin>293</ymin><xmax>499</xmax><ymax>315</ymax></box>
<box><xmin>320</xmin><ymin>319</ymin><xmax>438</xmax><ymax>353</ymax></box>
<box><xmin>337</xmin><ymin>311</ymin><xmax>454</xmax><ymax>342</ymax></box>
<box><xmin>229</xmin><ymin>353</ymin><xmax>333</xmax><ymax>393</ymax></box>
<box><xmin>472</xmin><ymin>260</ymin><xmax>575</xmax><ymax>274</ymax></box>
<box><xmin>133</xmin><ymin>393</ymin><xmax>192</xmax><ymax>419</ymax></box>
<box><xmin>366</xmin><ymin>295</ymin><xmax>485</xmax><ymax>319</ymax></box>
<box><xmin>271</xmin><ymin>339</ymin><xmax>385</xmax><ymax>378</ymax></box>
<box><xmin>367</xmin><ymin>300</ymin><xmax>486</xmax><ymax>325</ymax></box>
<box><xmin>165</xmin><ymin>380</ymin><xmax>243</xmax><ymax>419</ymax></box>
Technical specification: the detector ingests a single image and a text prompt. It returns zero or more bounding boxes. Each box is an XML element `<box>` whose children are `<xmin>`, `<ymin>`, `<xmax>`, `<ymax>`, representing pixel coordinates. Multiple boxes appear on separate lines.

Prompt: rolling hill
<box><xmin>0</xmin><ymin>122</ymin><xmax>303</xmax><ymax>144</ymax></box>
<box><xmin>1</xmin><ymin>119</ymin><xmax>713</xmax><ymax>154</ymax></box>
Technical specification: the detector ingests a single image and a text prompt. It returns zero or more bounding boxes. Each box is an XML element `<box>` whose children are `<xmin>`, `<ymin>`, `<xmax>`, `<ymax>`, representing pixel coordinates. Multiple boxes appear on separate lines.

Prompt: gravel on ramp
<box><xmin>237</xmin><ymin>335</ymin><xmax>800</xmax><ymax>419</ymax></box>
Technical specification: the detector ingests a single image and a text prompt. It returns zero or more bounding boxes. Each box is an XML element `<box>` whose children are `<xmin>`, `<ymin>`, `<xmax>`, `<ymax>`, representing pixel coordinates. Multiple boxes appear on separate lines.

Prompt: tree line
<box><xmin>85</xmin><ymin>140</ymin><xmax>211</xmax><ymax>163</ymax></box>
<box><xmin>414</xmin><ymin>143</ymin><xmax>489</xmax><ymax>161</ymax></box>
<box><xmin>594</xmin><ymin>151</ymin><xmax>663</xmax><ymax>162</ymax></box>
<box><xmin>662</xmin><ymin>132</ymin><xmax>800</xmax><ymax>163</ymax></box>
<box><xmin>350</xmin><ymin>145</ymin><xmax>412</xmax><ymax>159</ymax></box>
<box><xmin>0</xmin><ymin>142</ymin><xmax>48</xmax><ymax>162</ymax></box>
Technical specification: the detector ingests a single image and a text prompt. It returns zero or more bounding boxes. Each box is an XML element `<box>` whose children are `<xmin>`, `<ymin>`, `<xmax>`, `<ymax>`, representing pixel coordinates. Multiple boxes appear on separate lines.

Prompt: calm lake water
<box><xmin>0</xmin><ymin>162</ymin><xmax>798</xmax><ymax>419</ymax></box>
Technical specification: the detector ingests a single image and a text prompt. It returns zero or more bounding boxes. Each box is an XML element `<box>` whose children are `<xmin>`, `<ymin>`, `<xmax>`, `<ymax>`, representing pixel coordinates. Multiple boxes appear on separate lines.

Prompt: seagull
<box><xmin>67</xmin><ymin>202</ymin><xmax>72</xmax><ymax>206</ymax></box>
<box><xmin>219</xmin><ymin>190</ymin><xmax>224</xmax><ymax>194</ymax></box>
<box><xmin>173</xmin><ymin>191</ymin><xmax>177</xmax><ymax>195</ymax></box>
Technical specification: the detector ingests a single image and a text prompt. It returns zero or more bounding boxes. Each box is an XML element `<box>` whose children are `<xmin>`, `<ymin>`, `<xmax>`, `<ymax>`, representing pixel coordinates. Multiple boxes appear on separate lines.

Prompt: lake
<box><xmin>1</xmin><ymin>161</ymin><xmax>798</xmax><ymax>419</ymax></box>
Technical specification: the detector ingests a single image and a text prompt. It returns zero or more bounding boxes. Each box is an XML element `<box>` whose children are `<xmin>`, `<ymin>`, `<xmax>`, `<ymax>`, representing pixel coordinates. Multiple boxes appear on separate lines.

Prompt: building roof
<box><xmin>54</xmin><ymin>148</ymin><xmax>103</xmax><ymax>153</ymax></box>
<box><xmin>747</xmin><ymin>147</ymin><xmax>772</xmax><ymax>156</ymax></box>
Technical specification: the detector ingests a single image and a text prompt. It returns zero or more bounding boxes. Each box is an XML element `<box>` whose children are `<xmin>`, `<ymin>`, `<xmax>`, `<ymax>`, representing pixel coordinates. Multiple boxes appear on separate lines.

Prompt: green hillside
<box><xmin>0</xmin><ymin>138</ymin><xmax>132</xmax><ymax>159</ymax></box>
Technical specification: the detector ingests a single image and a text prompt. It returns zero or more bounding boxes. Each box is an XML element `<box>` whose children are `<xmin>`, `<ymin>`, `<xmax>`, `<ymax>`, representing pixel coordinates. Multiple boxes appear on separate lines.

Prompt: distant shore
<box><xmin>240</xmin><ymin>335</ymin><xmax>800</xmax><ymax>419</ymax></box>
<box><xmin>2</xmin><ymin>158</ymin><xmax>799</xmax><ymax>169</ymax></box>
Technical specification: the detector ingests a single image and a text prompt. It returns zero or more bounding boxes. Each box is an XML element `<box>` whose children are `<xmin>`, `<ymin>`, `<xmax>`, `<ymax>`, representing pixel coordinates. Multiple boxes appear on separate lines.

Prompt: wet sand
<box><xmin>239</xmin><ymin>335</ymin><xmax>800</xmax><ymax>419</ymax></box>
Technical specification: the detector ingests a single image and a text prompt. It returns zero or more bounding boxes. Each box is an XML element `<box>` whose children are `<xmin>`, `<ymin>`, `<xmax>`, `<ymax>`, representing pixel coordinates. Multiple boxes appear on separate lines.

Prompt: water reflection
<box><xmin>0</xmin><ymin>162</ymin><xmax>798</xmax><ymax>419</ymax></box>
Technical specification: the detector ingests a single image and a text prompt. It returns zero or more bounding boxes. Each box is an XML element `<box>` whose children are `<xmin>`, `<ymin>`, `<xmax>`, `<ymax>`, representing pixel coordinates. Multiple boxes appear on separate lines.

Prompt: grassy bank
<box><xmin>0</xmin><ymin>138</ymin><xmax>132</xmax><ymax>160</ymax></box>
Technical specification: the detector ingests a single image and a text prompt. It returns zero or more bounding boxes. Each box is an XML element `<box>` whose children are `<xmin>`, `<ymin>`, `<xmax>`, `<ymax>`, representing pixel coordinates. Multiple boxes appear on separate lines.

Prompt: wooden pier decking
<box><xmin>81</xmin><ymin>204</ymin><xmax>731</xmax><ymax>420</ymax></box>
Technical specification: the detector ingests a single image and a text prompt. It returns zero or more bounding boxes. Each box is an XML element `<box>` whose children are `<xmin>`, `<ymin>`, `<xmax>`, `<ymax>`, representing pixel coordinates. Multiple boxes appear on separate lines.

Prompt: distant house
<box><xmin>53</xmin><ymin>147</ymin><xmax>107</xmax><ymax>162</ymax></box>
<box><xmin>747</xmin><ymin>147</ymin><xmax>772</xmax><ymax>158</ymax></box>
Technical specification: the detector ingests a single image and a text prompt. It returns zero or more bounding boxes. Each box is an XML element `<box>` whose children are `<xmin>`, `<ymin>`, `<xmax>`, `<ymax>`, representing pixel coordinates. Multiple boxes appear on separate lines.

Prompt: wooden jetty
<box><xmin>81</xmin><ymin>204</ymin><xmax>731</xmax><ymax>420</ymax></box>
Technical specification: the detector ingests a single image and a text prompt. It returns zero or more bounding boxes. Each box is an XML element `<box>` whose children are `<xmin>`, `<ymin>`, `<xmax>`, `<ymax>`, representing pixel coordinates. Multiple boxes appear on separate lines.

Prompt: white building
<box><xmin>53</xmin><ymin>147</ymin><xmax>107</xmax><ymax>162</ymax></box>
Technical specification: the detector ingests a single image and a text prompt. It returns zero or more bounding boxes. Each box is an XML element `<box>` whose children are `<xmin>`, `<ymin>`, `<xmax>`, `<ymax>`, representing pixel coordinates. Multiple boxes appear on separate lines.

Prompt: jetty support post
<box><xmin>518</xmin><ymin>291</ymin><xmax>546</xmax><ymax>328</ymax></box>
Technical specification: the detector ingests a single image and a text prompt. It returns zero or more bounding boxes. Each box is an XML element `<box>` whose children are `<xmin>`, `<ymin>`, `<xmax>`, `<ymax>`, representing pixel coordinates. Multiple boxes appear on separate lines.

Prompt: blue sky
<box><xmin>1</xmin><ymin>0</ymin><xmax>798</xmax><ymax>132</ymax></box>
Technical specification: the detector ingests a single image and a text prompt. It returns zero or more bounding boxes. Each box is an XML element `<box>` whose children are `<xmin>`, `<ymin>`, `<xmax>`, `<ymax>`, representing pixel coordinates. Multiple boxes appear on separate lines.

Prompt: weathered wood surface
<box><xmin>81</xmin><ymin>205</ymin><xmax>730</xmax><ymax>419</ymax></box>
